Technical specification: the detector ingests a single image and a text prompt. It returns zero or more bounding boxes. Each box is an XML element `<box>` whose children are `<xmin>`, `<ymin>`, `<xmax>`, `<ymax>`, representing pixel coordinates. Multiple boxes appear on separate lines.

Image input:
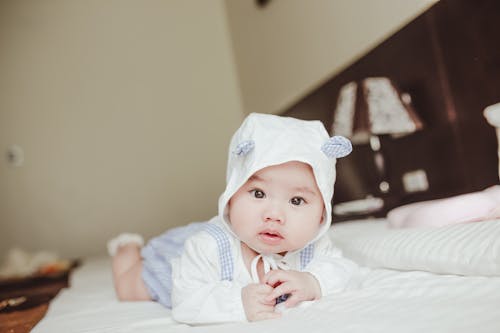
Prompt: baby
<box><xmin>108</xmin><ymin>113</ymin><xmax>358</xmax><ymax>324</ymax></box>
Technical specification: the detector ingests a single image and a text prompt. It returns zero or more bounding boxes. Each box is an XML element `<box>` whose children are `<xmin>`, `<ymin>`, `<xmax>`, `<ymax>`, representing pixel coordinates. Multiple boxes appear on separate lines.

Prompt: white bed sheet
<box><xmin>33</xmin><ymin>219</ymin><xmax>500</xmax><ymax>333</ymax></box>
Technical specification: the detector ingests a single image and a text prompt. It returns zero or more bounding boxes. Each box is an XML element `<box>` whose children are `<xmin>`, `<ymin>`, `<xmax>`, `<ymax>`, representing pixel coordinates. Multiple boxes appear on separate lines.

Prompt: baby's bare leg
<box><xmin>112</xmin><ymin>244</ymin><xmax>151</xmax><ymax>301</ymax></box>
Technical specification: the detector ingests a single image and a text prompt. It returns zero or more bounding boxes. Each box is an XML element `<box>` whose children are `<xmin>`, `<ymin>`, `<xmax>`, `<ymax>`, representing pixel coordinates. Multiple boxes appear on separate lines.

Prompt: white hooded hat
<box><xmin>218</xmin><ymin>113</ymin><xmax>352</xmax><ymax>247</ymax></box>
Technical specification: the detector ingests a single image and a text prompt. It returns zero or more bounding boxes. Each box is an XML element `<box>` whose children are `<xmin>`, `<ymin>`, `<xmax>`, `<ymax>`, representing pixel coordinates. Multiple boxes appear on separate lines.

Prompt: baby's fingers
<box><xmin>266</xmin><ymin>282</ymin><xmax>294</xmax><ymax>302</ymax></box>
<box><xmin>259</xmin><ymin>295</ymin><xmax>276</xmax><ymax>306</ymax></box>
<box><xmin>283</xmin><ymin>294</ymin><xmax>301</xmax><ymax>308</ymax></box>
<box><xmin>264</xmin><ymin>270</ymin><xmax>289</xmax><ymax>287</ymax></box>
<box><xmin>256</xmin><ymin>311</ymin><xmax>282</xmax><ymax>321</ymax></box>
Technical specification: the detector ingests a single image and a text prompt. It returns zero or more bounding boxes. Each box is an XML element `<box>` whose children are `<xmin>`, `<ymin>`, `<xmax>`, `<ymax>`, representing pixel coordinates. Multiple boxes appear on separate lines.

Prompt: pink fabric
<box><xmin>388</xmin><ymin>185</ymin><xmax>500</xmax><ymax>228</ymax></box>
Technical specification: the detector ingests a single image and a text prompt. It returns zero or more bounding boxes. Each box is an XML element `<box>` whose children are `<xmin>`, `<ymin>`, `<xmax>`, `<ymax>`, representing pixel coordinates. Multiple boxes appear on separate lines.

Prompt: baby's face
<box><xmin>228</xmin><ymin>161</ymin><xmax>324</xmax><ymax>255</ymax></box>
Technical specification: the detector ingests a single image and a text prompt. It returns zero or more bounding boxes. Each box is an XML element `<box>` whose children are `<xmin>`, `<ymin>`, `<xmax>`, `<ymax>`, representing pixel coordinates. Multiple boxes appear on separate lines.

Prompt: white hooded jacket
<box><xmin>171</xmin><ymin>113</ymin><xmax>358</xmax><ymax>324</ymax></box>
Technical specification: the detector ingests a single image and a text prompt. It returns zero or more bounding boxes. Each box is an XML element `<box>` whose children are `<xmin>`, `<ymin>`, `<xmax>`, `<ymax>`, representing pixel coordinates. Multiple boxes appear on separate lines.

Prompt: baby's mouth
<box><xmin>258</xmin><ymin>230</ymin><xmax>284</xmax><ymax>243</ymax></box>
<box><xmin>261</xmin><ymin>230</ymin><xmax>282</xmax><ymax>237</ymax></box>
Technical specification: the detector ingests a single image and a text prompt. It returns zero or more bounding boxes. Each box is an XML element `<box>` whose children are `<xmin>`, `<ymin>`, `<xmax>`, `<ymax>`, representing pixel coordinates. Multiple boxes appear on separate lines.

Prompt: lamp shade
<box><xmin>332</xmin><ymin>77</ymin><xmax>423</xmax><ymax>143</ymax></box>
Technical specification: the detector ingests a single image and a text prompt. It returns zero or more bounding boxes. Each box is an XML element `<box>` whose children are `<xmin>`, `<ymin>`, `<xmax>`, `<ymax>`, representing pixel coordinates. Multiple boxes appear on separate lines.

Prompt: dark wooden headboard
<box><xmin>283</xmin><ymin>0</ymin><xmax>500</xmax><ymax>220</ymax></box>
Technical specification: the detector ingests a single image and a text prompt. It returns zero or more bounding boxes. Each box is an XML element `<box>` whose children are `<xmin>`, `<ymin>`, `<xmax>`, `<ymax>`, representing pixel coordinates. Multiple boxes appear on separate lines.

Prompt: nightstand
<box><xmin>0</xmin><ymin>260</ymin><xmax>79</xmax><ymax>333</ymax></box>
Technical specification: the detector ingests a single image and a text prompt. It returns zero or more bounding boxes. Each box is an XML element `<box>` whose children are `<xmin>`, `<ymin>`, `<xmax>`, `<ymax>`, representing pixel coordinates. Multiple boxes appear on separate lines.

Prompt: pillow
<box><xmin>330</xmin><ymin>218</ymin><xmax>500</xmax><ymax>276</ymax></box>
<box><xmin>387</xmin><ymin>185</ymin><xmax>500</xmax><ymax>228</ymax></box>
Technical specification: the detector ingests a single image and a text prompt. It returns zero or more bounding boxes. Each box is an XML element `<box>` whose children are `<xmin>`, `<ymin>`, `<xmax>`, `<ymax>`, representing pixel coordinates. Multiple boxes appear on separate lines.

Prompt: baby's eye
<box><xmin>290</xmin><ymin>197</ymin><xmax>305</xmax><ymax>206</ymax></box>
<box><xmin>250</xmin><ymin>189</ymin><xmax>265</xmax><ymax>199</ymax></box>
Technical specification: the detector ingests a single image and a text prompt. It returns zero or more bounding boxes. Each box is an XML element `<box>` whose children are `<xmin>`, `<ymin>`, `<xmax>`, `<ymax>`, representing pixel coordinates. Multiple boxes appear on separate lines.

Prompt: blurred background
<box><xmin>0</xmin><ymin>0</ymin><xmax>436</xmax><ymax>258</ymax></box>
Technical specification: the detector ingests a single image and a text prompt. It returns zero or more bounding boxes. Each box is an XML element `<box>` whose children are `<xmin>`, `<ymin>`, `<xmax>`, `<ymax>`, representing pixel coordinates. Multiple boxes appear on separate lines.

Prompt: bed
<box><xmin>32</xmin><ymin>217</ymin><xmax>500</xmax><ymax>333</ymax></box>
<box><xmin>30</xmin><ymin>0</ymin><xmax>500</xmax><ymax>331</ymax></box>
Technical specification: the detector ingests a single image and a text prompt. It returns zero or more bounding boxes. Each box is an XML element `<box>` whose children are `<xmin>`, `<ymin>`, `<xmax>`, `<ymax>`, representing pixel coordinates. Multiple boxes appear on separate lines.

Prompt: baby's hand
<box><xmin>241</xmin><ymin>283</ymin><xmax>281</xmax><ymax>322</ymax></box>
<box><xmin>264</xmin><ymin>270</ymin><xmax>321</xmax><ymax>308</ymax></box>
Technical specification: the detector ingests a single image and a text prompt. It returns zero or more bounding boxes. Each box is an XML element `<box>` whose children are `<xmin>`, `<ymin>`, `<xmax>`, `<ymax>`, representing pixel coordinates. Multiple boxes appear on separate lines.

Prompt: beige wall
<box><xmin>0</xmin><ymin>0</ymin><xmax>439</xmax><ymax>259</ymax></box>
<box><xmin>225</xmin><ymin>0</ymin><xmax>438</xmax><ymax>114</ymax></box>
<box><xmin>0</xmin><ymin>0</ymin><xmax>243</xmax><ymax>258</ymax></box>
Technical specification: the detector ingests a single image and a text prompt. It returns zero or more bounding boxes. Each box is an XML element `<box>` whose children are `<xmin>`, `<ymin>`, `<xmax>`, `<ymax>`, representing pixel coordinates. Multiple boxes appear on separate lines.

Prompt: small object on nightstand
<box><xmin>333</xmin><ymin>196</ymin><xmax>384</xmax><ymax>216</ymax></box>
<box><xmin>0</xmin><ymin>296</ymin><xmax>26</xmax><ymax>311</ymax></box>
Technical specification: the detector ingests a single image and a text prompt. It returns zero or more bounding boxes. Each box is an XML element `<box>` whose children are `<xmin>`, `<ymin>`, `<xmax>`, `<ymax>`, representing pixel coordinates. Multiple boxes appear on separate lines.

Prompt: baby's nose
<box><xmin>263</xmin><ymin>205</ymin><xmax>285</xmax><ymax>224</ymax></box>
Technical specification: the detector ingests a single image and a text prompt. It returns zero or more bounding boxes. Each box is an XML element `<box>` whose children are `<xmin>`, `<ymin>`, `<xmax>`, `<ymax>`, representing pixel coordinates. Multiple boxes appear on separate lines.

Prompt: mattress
<box><xmin>32</xmin><ymin>219</ymin><xmax>500</xmax><ymax>333</ymax></box>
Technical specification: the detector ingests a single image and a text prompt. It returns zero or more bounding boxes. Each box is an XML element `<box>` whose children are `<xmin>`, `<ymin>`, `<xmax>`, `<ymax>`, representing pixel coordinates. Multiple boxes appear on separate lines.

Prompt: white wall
<box><xmin>225</xmin><ymin>0</ymin><xmax>438</xmax><ymax>115</ymax></box>
<box><xmin>0</xmin><ymin>0</ymin><xmax>243</xmax><ymax>258</ymax></box>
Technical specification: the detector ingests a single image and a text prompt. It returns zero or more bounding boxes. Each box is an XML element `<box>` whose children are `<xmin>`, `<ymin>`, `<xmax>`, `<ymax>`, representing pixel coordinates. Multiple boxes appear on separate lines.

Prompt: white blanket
<box><xmin>33</xmin><ymin>219</ymin><xmax>500</xmax><ymax>333</ymax></box>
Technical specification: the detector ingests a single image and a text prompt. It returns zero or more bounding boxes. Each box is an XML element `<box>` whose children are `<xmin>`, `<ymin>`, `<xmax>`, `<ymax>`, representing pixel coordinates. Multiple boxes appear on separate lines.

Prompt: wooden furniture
<box><xmin>0</xmin><ymin>263</ymin><xmax>78</xmax><ymax>333</ymax></box>
<box><xmin>283</xmin><ymin>0</ymin><xmax>500</xmax><ymax>220</ymax></box>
